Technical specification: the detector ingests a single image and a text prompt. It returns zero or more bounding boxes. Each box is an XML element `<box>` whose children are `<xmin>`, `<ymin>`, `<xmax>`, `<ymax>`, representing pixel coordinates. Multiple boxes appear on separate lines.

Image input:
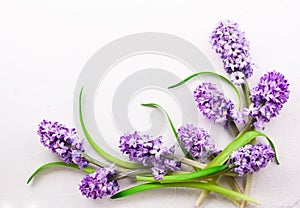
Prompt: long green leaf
<box><xmin>79</xmin><ymin>88</ymin><xmax>143</xmax><ymax>169</ymax></box>
<box><xmin>111</xmin><ymin>182</ymin><xmax>260</xmax><ymax>205</ymax></box>
<box><xmin>168</xmin><ymin>71</ymin><xmax>242</xmax><ymax>110</ymax></box>
<box><xmin>140</xmin><ymin>103</ymin><xmax>193</xmax><ymax>160</ymax></box>
<box><xmin>27</xmin><ymin>162</ymin><xmax>95</xmax><ymax>184</ymax></box>
<box><xmin>206</xmin><ymin>131</ymin><xmax>279</xmax><ymax>168</ymax></box>
<box><xmin>136</xmin><ymin>165</ymin><xmax>227</xmax><ymax>183</ymax></box>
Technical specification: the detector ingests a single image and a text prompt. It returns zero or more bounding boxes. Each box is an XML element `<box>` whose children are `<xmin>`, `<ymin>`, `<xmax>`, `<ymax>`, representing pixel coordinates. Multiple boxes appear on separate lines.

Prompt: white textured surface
<box><xmin>1</xmin><ymin>0</ymin><xmax>300</xmax><ymax>207</ymax></box>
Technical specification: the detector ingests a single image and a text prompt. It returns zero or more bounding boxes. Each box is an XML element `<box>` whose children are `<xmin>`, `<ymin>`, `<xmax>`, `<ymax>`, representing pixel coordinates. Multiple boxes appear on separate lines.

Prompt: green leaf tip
<box><xmin>168</xmin><ymin>71</ymin><xmax>242</xmax><ymax>110</ymax></box>
<box><xmin>26</xmin><ymin>162</ymin><xmax>95</xmax><ymax>184</ymax></box>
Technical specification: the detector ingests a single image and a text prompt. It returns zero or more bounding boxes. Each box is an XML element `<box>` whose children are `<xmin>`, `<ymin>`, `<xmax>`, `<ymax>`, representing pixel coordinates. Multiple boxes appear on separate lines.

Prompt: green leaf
<box><xmin>111</xmin><ymin>182</ymin><xmax>260</xmax><ymax>205</ymax></box>
<box><xmin>140</xmin><ymin>103</ymin><xmax>194</xmax><ymax>160</ymax></box>
<box><xmin>168</xmin><ymin>71</ymin><xmax>242</xmax><ymax>110</ymax></box>
<box><xmin>206</xmin><ymin>130</ymin><xmax>279</xmax><ymax>168</ymax></box>
<box><xmin>79</xmin><ymin>88</ymin><xmax>143</xmax><ymax>169</ymax></box>
<box><xmin>136</xmin><ymin>165</ymin><xmax>228</xmax><ymax>183</ymax></box>
<box><xmin>27</xmin><ymin>162</ymin><xmax>95</xmax><ymax>184</ymax></box>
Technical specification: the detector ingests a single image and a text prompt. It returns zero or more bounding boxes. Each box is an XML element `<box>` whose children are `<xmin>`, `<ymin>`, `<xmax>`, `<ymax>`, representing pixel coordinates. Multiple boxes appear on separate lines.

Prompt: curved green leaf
<box><xmin>79</xmin><ymin>88</ymin><xmax>143</xmax><ymax>169</ymax></box>
<box><xmin>111</xmin><ymin>182</ymin><xmax>260</xmax><ymax>205</ymax></box>
<box><xmin>27</xmin><ymin>162</ymin><xmax>95</xmax><ymax>184</ymax></box>
<box><xmin>206</xmin><ymin>130</ymin><xmax>279</xmax><ymax>169</ymax></box>
<box><xmin>168</xmin><ymin>71</ymin><xmax>242</xmax><ymax>110</ymax></box>
<box><xmin>136</xmin><ymin>165</ymin><xmax>227</xmax><ymax>183</ymax></box>
<box><xmin>140</xmin><ymin>103</ymin><xmax>194</xmax><ymax>160</ymax></box>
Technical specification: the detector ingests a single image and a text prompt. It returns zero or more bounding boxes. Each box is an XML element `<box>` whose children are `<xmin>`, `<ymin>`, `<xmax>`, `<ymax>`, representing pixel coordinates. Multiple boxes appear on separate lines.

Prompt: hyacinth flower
<box><xmin>210</xmin><ymin>20</ymin><xmax>255</xmax><ymax>85</ymax></box>
<box><xmin>229</xmin><ymin>143</ymin><xmax>275</xmax><ymax>177</ymax></box>
<box><xmin>245</xmin><ymin>71</ymin><xmax>290</xmax><ymax>129</ymax></box>
<box><xmin>177</xmin><ymin>124</ymin><xmax>217</xmax><ymax>161</ymax></box>
<box><xmin>37</xmin><ymin>120</ymin><xmax>120</xmax><ymax>170</ymax></box>
<box><xmin>38</xmin><ymin>120</ymin><xmax>89</xmax><ymax>169</ymax></box>
<box><xmin>79</xmin><ymin>166</ymin><xmax>120</xmax><ymax>199</ymax></box>
<box><xmin>119</xmin><ymin>131</ymin><xmax>181</xmax><ymax>180</ymax></box>
<box><xmin>194</xmin><ymin>82</ymin><xmax>245</xmax><ymax>134</ymax></box>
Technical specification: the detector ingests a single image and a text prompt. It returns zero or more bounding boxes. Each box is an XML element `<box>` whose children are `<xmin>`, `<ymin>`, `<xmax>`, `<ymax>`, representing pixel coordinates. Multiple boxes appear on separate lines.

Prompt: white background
<box><xmin>1</xmin><ymin>0</ymin><xmax>300</xmax><ymax>207</ymax></box>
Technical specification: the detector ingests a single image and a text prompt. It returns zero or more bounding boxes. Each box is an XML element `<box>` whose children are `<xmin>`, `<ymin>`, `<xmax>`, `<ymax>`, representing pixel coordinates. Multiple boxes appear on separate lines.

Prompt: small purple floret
<box><xmin>79</xmin><ymin>166</ymin><xmax>119</xmax><ymax>199</ymax></box>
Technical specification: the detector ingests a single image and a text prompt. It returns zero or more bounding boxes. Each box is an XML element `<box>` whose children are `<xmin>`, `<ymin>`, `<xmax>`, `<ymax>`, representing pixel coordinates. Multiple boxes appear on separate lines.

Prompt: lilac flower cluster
<box><xmin>79</xmin><ymin>166</ymin><xmax>119</xmax><ymax>199</ymax></box>
<box><xmin>177</xmin><ymin>124</ymin><xmax>216</xmax><ymax>161</ymax></box>
<box><xmin>37</xmin><ymin>120</ymin><xmax>88</xmax><ymax>169</ymax></box>
<box><xmin>245</xmin><ymin>71</ymin><xmax>290</xmax><ymax>129</ymax></box>
<box><xmin>229</xmin><ymin>143</ymin><xmax>275</xmax><ymax>177</ymax></box>
<box><xmin>194</xmin><ymin>82</ymin><xmax>244</xmax><ymax>124</ymax></box>
<box><xmin>119</xmin><ymin>132</ymin><xmax>181</xmax><ymax>180</ymax></box>
<box><xmin>210</xmin><ymin>20</ymin><xmax>254</xmax><ymax>85</ymax></box>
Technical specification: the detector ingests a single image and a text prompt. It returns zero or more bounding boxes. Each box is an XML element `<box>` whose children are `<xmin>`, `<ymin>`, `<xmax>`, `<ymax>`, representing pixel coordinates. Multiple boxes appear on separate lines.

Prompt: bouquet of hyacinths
<box><xmin>27</xmin><ymin>20</ymin><xmax>290</xmax><ymax>207</ymax></box>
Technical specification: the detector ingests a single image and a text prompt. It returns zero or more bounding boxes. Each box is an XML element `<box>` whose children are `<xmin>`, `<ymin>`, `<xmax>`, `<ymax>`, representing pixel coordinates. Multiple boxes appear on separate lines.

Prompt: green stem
<box><xmin>195</xmin><ymin>190</ymin><xmax>210</xmax><ymax>207</ymax></box>
<box><xmin>170</xmin><ymin>155</ymin><xmax>206</xmax><ymax>169</ymax></box>
<box><xmin>241</xmin><ymin>79</ymin><xmax>251</xmax><ymax>108</ymax></box>
<box><xmin>79</xmin><ymin>151</ymin><xmax>107</xmax><ymax>168</ymax></box>
<box><xmin>237</xmin><ymin>118</ymin><xmax>254</xmax><ymax>136</ymax></box>
<box><xmin>227</xmin><ymin>177</ymin><xmax>242</xmax><ymax>207</ymax></box>
<box><xmin>117</xmin><ymin>169</ymin><xmax>153</xmax><ymax>180</ymax></box>
<box><xmin>228</xmin><ymin>118</ymin><xmax>240</xmax><ymax>137</ymax></box>
<box><xmin>79</xmin><ymin>151</ymin><xmax>129</xmax><ymax>173</ymax></box>
<box><xmin>227</xmin><ymin>176</ymin><xmax>243</xmax><ymax>194</ymax></box>
<box><xmin>240</xmin><ymin>174</ymin><xmax>254</xmax><ymax>208</ymax></box>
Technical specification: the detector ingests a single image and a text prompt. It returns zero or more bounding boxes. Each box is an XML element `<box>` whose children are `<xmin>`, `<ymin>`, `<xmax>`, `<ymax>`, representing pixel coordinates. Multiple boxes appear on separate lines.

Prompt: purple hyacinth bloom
<box><xmin>37</xmin><ymin>120</ymin><xmax>88</xmax><ymax>168</ymax></box>
<box><xmin>245</xmin><ymin>71</ymin><xmax>290</xmax><ymax>129</ymax></box>
<box><xmin>119</xmin><ymin>132</ymin><xmax>181</xmax><ymax>180</ymax></box>
<box><xmin>177</xmin><ymin>124</ymin><xmax>216</xmax><ymax>161</ymax></box>
<box><xmin>229</xmin><ymin>143</ymin><xmax>275</xmax><ymax>177</ymax></box>
<box><xmin>79</xmin><ymin>166</ymin><xmax>119</xmax><ymax>199</ymax></box>
<box><xmin>194</xmin><ymin>82</ymin><xmax>244</xmax><ymax>124</ymax></box>
<box><xmin>210</xmin><ymin>20</ymin><xmax>254</xmax><ymax>84</ymax></box>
